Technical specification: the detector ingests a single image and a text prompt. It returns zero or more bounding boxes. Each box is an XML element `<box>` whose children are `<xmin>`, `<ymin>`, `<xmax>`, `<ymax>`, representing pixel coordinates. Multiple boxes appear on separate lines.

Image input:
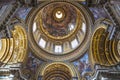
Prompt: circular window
<box><xmin>28</xmin><ymin>1</ymin><xmax>93</xmax><ymax>61</ymax></box>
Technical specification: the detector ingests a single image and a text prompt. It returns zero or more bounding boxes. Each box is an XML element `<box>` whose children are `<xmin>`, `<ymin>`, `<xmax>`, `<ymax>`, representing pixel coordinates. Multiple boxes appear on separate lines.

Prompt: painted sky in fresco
<box><xmin>73</xmin><ymin>53</ymin><xmax>92</xmax><ymax>79</ymax></box>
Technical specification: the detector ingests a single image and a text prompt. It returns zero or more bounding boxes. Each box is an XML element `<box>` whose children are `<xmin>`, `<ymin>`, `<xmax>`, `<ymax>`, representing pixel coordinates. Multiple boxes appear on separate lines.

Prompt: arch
<box><xmin>36</xmin><ymin>62</ymin><xmax>81</xmax><ymax>80</ymax></box>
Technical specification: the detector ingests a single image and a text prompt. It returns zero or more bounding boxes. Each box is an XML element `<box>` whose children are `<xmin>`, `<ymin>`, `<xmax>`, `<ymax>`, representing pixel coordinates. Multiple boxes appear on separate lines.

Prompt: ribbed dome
<box><xmin>28</xmin><ymin>1</ymin><xmax>93</xmax><ymax>61</ymax></box>
<box><xmin>40</xmin><ymin>2</ymin><xmax>78</xmax><ymax>39</ymax></box>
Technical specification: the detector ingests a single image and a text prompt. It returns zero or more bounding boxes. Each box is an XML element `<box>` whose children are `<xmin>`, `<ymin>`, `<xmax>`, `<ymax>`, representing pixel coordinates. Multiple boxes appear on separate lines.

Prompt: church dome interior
<box><xmin>0</xmin><ymin>0</ymin><xmax>120</xmax><ymax>80</ymax></box>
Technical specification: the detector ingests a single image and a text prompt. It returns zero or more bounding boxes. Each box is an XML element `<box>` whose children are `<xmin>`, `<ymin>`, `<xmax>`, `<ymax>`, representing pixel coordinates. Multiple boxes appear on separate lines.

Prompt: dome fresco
<box><xmin>28</xmin><ymin>1</ymin><xmax>92</xmax><ymax>61</ymax></box>
<box><xmin>0</xmin><ymin>0</ymin><xmax>120</xmax><ymax>80</ymax></box>
<box><xmin>41</xmin><ymin>2</ymin><xmax>78</xmax><ymax>39</ymax></box>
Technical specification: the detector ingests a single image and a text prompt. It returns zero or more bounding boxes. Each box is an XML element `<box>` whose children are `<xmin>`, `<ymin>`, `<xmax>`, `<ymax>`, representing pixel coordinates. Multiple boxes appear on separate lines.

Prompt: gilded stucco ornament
<box><xmin>118</xmin><ymin>40</ymin><xmax>120</xmax><ymax>55</ymax></box>
<box><xmin>0</xmin><ymin>25</ymin><xmax>27</xmax><ymax>65</ymax></box>
<box><xmin>27</xmin><ymin>1</ymin><xmax>93</xmax><ymax>61</ymax></box>
<box><xmin>90</xmin><ymin>19</ymin><xmax>120</xmax><ymax>66</ymax></box>
<box><xmin>35</xmin><ymin>62</ymin><xmax>80</xmax><ymax>80</ymax></box>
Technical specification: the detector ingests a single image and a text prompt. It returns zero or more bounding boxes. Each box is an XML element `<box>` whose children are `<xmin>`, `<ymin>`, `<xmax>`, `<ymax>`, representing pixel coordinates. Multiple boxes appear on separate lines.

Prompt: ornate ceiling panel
<box><xmin>0</xmin><ymin>0</ymin><xmax>120</xmax><ymax>80</ymax></box>
<box><xmin>27</xmin><ymin>1</ymin><xmax>93</xmax><ymax>61</ymax></box>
